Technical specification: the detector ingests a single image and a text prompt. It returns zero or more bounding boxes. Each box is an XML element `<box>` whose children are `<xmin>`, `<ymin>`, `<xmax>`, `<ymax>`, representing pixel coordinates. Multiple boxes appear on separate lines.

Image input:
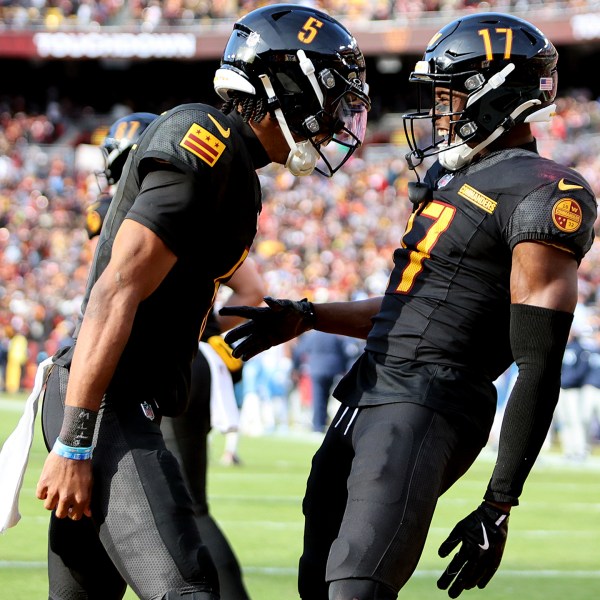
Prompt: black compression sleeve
<box><xmin>484</xmin><ymin>304</ymin><xmax>573</xmax><ymax>506</ymax></box>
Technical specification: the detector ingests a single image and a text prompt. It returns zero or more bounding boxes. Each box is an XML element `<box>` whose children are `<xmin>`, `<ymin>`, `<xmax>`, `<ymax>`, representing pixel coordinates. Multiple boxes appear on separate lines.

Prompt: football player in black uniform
<box><xmin>83</xmin><ymin>113</ymin><xmax>263</xmax><ymax>600</ymax></box>
<box><xmin>35</xmin><ymin>4</ymin><xmax>370</xmax><ymax>600</ymax></box>
<box><xmin>220</xmin><ymin>13</ymin><xmax>597</xmax><ymax>600</ymax></box>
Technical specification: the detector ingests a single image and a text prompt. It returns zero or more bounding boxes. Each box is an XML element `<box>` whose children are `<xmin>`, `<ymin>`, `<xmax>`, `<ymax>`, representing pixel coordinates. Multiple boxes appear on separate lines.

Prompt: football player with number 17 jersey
<box><xmin>221</xmin><ymin>13</ymin><xmax>597</xmax><ymax>600</ymax></box>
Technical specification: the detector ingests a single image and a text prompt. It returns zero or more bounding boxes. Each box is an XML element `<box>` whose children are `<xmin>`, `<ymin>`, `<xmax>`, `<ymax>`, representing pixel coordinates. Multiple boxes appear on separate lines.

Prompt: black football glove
<box><xmin>220</xmin><ymin>296</ymin><xmax>316</xmax><ymax>361</ymax></box>
<box><xmin>437</xmin><ymin>502</ymin><xmax>509</xmax><ymax>598</ymax></box>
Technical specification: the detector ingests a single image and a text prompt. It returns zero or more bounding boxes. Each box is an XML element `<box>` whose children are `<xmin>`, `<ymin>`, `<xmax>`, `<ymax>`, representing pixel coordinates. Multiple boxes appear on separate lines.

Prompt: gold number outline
<box><xmin>395</xmin><ymin>201</ymin><xmax>456</xmax><ymax>293</ymax></box>
<box><xmin>478</xmin><ymin>28</ymin><xmax>513</xmax><ymax>61</ymax></box>
<box><xmin>298</xmin><ymin>17</ymin><xmax>323</xmax><ymax>44</ymax></box>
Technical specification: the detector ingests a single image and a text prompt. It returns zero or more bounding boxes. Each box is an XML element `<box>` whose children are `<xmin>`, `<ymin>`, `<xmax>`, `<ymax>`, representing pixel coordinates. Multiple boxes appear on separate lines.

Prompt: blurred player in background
<box><xmin>85</xmin><ymin>112</ymin><xmax>158</xmax><ymax>250</ymax></box>
<box><xmin>161</xmin><ymin>259</ymin><xmax>263</xmax><ymax>600</ymax></box>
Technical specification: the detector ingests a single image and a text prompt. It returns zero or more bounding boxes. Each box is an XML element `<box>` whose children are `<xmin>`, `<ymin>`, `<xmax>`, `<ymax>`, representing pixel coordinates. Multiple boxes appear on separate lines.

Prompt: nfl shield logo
<box><xmin>141</xmin><ymin>401</ymin><xmax>155</xmax><ymax>420</ymax></box>
<box><xmin>438</xmin><ymin>173</ymin><xmax>455</xmax><ymax>188</ymax></box>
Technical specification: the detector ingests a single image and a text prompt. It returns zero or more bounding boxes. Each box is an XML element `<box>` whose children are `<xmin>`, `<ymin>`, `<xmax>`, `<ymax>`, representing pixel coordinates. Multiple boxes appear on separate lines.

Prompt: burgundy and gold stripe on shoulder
<box><xmin>179</xmin><ymin>123</ymin><xmax>226</xmax><ymax>167</ymax></box>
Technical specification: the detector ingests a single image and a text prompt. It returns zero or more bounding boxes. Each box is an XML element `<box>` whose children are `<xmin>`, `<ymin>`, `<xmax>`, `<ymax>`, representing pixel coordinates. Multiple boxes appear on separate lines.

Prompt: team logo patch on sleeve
<box><xmin>180</xmin><ymin>123</ymin><xmax>226</xmax><ymax>167</ymax></box>
<box><xmin>552</xmin><ymin>198</ymin><xmax>582</xmax><ymax>232</ymax></box>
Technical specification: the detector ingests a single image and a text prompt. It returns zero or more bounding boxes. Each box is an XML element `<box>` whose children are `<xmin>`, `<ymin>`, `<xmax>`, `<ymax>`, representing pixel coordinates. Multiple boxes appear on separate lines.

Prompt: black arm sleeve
<box><xmin>484</xmin><ymin>304</ymin><xmax>573</xmax><ymax>506</ymax></box>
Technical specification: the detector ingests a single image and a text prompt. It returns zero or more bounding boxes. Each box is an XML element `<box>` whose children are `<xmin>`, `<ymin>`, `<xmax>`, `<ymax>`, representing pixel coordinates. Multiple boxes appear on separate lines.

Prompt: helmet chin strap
<box><xmin>439</xmin><ymin>98</ymin><xmax>543</xmax><ymax>171</ymax></box>
<box><xmin>258</xmin><ymin>73</ymin><xmax>319</xmax><ymax>176</ymax></box>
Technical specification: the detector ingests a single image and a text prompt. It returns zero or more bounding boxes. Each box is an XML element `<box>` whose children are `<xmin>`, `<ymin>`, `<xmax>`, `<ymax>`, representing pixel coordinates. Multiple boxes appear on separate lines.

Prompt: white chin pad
<box><xmin>438</xmin><ymin>141</ymin><xmax>475</xmax><ymax>171</ymax></box>
<box><xmin>285</xmin><ymin>141</ymin><xmax>319</xmax><ymax>176</ymax></box>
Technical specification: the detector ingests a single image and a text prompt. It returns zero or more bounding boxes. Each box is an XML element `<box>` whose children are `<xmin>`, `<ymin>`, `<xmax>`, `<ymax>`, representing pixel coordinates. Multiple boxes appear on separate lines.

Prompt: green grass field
<box><xmin>1</xmin><ymin>392</ymin><xmax>599</xmax><ymax>599</ymax></box>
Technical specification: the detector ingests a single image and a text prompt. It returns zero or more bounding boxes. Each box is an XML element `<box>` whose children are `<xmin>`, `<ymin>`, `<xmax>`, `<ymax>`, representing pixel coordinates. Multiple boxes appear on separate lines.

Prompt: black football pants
<box><xmin>161</xmin><ymin>350</ymin><xmax>250</xmax><ymax>600</ymax></box>
<box><xmin>299</xmin><ymin>402</ymin><xmax>486</xmax><ymax>600</ymax></box>
<box><xmin>42</xmin><ymin>368</ymin><xmax>219</xmax><ymax>600</ymax></box>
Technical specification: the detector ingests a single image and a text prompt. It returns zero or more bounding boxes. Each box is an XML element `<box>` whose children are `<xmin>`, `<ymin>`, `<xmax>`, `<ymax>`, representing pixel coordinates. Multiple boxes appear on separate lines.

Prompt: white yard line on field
<box><xmin>1</xmin><ymin>561</ymin><xmax>600</xmax><ymax>578</ymax></box>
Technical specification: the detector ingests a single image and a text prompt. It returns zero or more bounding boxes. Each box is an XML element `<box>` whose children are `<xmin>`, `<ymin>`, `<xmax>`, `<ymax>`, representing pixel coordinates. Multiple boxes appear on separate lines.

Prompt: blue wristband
<box><xmin>52</xmin><ymin>439</ymin><xmax>94</xmax><ymax>461</ymax></box>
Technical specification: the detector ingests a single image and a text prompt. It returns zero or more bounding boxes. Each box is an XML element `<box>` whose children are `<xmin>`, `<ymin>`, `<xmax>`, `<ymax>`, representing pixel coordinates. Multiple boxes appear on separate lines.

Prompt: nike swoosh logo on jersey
<box><xmin>478</xmin><ymin>523</ymin><xmax>490</xmax><ymax>550</ymax></box>
<box><xmin>208</xmin><ymin>113</ymin><xmax>231</xmax><ymax>139</ymax></box>
<box><xmin>558</xmin><ymin>178</ymin><xmax>583</xmax><ymax>191</ymax></box>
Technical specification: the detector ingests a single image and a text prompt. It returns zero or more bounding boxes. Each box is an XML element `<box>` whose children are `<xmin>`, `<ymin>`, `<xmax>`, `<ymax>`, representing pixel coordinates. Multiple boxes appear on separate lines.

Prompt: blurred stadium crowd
<box><xmin>0</xmin><ymin>0</ymin><xmax>597</xmax><ymax>30</ymax></box>
<box><xmin>1</xmin><ymin>94</ymin><xmax>599</xmax><ymax>388</ymax></box>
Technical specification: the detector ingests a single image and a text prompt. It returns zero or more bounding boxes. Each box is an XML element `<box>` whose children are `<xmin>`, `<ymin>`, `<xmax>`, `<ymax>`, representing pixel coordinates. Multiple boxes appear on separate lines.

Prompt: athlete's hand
<box><xmin>221</xmin><ymin>296</ymin><xmax>316</xmax><ymax>361</ymax></box>
<box><xmin>437</xmin><ymin>502</ymin><xmax>509</xmax><ymax>598</ymax></box>
<box><xmin>36</xmin><ymin>452</ymin><xmax>93</xmax><ymax>521</ymax></box>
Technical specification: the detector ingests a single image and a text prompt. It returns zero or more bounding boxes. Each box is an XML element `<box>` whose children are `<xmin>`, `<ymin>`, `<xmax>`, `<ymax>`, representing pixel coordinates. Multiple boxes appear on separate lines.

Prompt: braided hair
<box><xmin>221</xmin><ymin>93</ymin><xmax>269</xmax><ymax>123</ymax></box>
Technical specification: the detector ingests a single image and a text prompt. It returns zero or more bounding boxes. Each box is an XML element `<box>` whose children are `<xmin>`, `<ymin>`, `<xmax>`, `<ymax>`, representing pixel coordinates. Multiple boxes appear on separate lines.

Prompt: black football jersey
<box><xmin>80</xmin><ymin>104</ymin><xmax>269</xmax><ymax>414</ymax></box>
<box><xmin>366</xmin><ymin>148</ymin><xmax>596</xmax><ymax>382</ymax></box>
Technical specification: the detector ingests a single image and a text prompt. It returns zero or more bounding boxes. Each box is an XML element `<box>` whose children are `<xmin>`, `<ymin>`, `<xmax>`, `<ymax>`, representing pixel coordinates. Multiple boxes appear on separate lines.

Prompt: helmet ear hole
<box><xmin>275</xmin><ymin>72</ymin><xmax>303</xmax><ymax>94</ymax></box>
<box><xmin>106</xmin><ymin>152</ymin><xmax>128</xmax><ymax>185</ymax></box>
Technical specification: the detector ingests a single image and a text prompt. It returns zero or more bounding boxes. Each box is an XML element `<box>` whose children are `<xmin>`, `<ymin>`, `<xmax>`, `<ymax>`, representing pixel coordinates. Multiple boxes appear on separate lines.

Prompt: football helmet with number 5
<box><xmin>214</xmin><ymin>3</ymin><xmax>370</xmax><ymax>177</ymax></box>
<box><xmin>404</xmin><ymin>13</ymin><xmax>558</xmax><ymax>171</ymax></box>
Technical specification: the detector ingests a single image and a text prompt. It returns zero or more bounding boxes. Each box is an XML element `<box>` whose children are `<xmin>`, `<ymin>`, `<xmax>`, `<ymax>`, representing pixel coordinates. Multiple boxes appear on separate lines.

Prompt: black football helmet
<box><xmin>214</xmin><ymin>3</ymin><xmax>370</xmax><ymax>177</ymax></box>
<box><xmin>403</xmin><ymin>13</ymin><xmax>558</xmax><ymax>171</ymax></box>
<box><xmin>100</xmin><ymin>112</ymin><xmax>158</xmax><ymax>185</ymax></box>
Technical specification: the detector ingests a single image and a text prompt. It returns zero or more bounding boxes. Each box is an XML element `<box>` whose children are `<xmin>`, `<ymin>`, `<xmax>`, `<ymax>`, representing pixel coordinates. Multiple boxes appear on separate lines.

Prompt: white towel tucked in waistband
<box><xmin>0</xmin><ymin>346</ymin><xmax>241</xmax><ymax>533</ymax></box>
<box><xmin>0</xmin><ymin>357</ymin><xmax>53</xmax><ymax>533</ymax></box>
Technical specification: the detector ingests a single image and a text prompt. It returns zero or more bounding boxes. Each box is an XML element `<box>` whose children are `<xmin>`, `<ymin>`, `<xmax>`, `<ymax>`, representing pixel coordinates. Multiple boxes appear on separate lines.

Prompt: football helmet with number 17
<box><xmin>403</xmin><ymin>13</ymin><xmax>558</xmax><ymax>171</ymax></box>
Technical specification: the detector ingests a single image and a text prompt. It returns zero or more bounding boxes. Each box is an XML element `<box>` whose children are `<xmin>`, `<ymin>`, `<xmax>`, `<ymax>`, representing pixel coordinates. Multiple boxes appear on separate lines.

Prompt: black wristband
<box><xmin>58</xmin><ymin>406</ymin><xmax>98</xmax><ymax>448</ymax></box>
<box><xmin>299</xmin><ymin>299</ymin><xmax>317</xmax><ymax>329</ymax></box>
